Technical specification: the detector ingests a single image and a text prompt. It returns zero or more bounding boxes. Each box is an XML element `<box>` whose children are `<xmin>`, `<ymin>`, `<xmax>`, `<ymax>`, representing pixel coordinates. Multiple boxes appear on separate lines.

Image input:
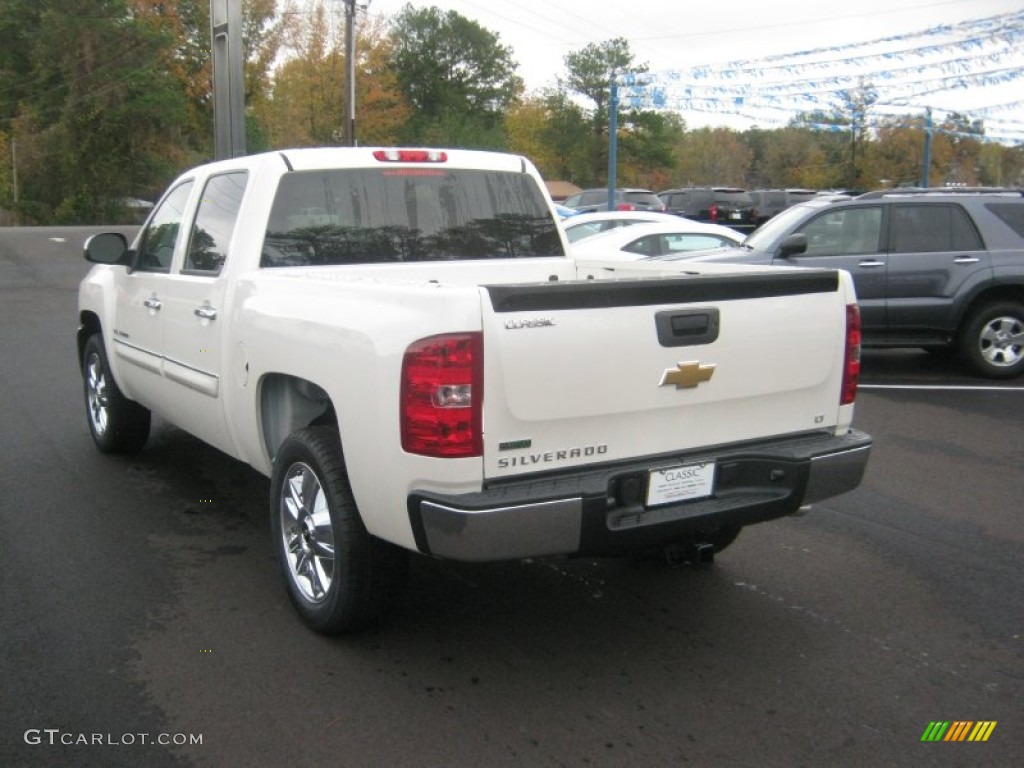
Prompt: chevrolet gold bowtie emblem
<box><xmin>659</xmin><ymin>361</ymin><xmax>716</xmax><ymax>389</ymax></box>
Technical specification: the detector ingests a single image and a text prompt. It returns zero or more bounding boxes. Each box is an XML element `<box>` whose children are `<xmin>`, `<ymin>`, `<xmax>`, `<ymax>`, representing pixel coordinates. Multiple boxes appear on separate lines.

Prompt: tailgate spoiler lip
<box><xmin>483</xmin><ymin>270</ymin><xmax>840</xmax><ymax>312</ymax></box>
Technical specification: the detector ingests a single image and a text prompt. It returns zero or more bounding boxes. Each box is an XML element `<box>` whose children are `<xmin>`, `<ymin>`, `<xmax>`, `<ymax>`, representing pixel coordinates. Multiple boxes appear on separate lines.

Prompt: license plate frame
<box><xmin>646</xmin><ymin>462</ymin><xmax>715</xmax><ymax>507</ymax></box>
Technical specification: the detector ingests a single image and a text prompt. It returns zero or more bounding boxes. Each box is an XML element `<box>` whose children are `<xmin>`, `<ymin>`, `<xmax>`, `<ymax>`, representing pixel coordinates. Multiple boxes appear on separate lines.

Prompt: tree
<box><xmin>835</xmin><ymin>79</ymin><xmax>877</xmax><ymax>188</ymax></box>
<box><xmin>504</xmin><ymin>90</ymin><xmax>594</xmax><ymax>184</ymax></box>
<box><xmin>561</xmin><ymin>38</ymin><xmax>645</xmax><ymax>184</ymax></box>
<box><xmin>861</xmin><ymin>116</ymin><xmax>953</xmax><ymax>188</ymax></box>
<box><xmin>760</xmin><ymin>127</ymin><xmax>832</xmax><ymax>189</ymax></box>
<box><xmin>671</xmin><ymin>127</ymin><xmax>750</xmax><ymax>187</ymax></box>
<box><xmin>254</xmin><ymin>7</ymin><xmax>408</xmax><ymax>149</ymax></box>
<box><xmin>133</xmin><ymin>0</ymin><xmax>290</xmax><ymax>159</ymax></box>
<box><xmin>616</xmin><ymin>109</ymin><xmax>683</xmax><ymax>191</ymax></box>
<box><xmin>388</xmin><ymin>4</ymin><xmax>521</xmax><ymax>146</ymax></box>
<box><xmin>11</xmin><ymin>0</ymin><xmax>190</xmax><ymax>222</ymax></box>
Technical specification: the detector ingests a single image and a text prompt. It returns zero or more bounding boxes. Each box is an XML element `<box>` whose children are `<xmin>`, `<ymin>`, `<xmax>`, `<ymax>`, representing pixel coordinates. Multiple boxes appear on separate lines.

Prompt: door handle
<box><xmin>194</xmin><ymin>305</ymin><xmax>218</xmax><ymax>321</ymax></box>
<box><xmin>953</xmin><ymin>256</ymin><xmax>980</xmax><ymax>264</ymax></box>
<box><xmin>143</xmin><ymin>297</ymin><xmax>162</xmax><ymax>311</ymax></box>
<box><xmin>857</xmin><ymin>260</ymin><xmax>885</xmax><ymax>268</ymax></box>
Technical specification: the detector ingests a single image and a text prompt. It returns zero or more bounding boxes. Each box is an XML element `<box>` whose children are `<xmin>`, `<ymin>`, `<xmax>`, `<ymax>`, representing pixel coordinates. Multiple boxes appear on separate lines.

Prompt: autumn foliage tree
<box><xmin>1</xmin><ymin>2</ymin><xmax>1019</xmax><ymax>224</ymax></box>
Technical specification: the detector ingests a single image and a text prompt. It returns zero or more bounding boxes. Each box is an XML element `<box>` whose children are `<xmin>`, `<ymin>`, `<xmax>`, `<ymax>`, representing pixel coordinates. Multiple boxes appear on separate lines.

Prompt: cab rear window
<box><xmin>261</xmin><ymin>168</ymin><xmax>564</xmax><ymax>266</ymax></box>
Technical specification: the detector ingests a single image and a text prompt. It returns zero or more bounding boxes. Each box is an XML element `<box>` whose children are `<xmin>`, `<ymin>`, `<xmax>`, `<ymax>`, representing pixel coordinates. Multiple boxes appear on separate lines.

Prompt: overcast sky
<box><xmin>364</xmin><ymin>0</ymin><xmax>1024</xmax><ymax>140</ymax></box>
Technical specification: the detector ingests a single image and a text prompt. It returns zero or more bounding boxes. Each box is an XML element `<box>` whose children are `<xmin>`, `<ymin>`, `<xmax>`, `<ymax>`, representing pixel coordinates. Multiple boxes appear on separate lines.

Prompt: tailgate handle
<box><xmin>656</xmin><ymin>308</ymin><xmax>720</xmax><ymax>347</ymax></box>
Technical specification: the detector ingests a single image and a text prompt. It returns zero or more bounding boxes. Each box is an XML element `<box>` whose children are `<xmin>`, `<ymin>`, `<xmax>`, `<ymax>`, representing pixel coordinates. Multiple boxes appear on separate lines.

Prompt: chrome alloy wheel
<box><xmin>978</xmin><ymin>315</ymin><xmax>1024</xmax><ymax>368</ymax></box>
<box><xmin>279</xmin><ymin>462</ymin><xmax>336</xmax><ymax>604</ymax></box>
<box><xmin>85</xmin><ymin>351</ymin><xmax>110</xmax><ymax>436</ymax></box>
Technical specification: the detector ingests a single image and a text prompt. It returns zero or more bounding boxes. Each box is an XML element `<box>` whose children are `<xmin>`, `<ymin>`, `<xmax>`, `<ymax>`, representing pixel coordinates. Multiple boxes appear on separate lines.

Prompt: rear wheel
<box><xmin>270</xmin><ymin>426</ymin><xmax>408</xmax><ymax>634</ymax></box>
<box><xmin>959</xmin><ymin>302</ymin><xmax>1024</xmax><ymax>379</ymax></box>
<box><xmin>82</xmin><ymin>333</ymin><xmax>151</xmax><ymax>453</ymax></box>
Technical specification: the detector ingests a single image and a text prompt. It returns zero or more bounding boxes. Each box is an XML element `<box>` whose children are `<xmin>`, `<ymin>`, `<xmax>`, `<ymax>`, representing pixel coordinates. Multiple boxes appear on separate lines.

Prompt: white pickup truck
<box><xmin>78</xmin><ymin>147</ymin><xmax>871</xmax><ymax>633</ymax></box>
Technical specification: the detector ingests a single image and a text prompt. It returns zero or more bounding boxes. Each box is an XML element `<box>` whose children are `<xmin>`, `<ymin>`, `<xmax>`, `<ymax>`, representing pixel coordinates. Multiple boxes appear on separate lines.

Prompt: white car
<box><xmin>570</xmin><ymin>220</ymin><xmax>744</xmax><ymax>261</ymax></box>
<box><xmin>562</xmin><ymin>210</ymin><xmax>693</xmax><ymax>243</ymax></box>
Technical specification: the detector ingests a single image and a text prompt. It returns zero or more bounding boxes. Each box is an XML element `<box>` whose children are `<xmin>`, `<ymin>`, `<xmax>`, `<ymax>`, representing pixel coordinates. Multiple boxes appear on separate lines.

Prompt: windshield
<box><xmin>744</xmin><ymin>202</ymin><xmax>826</xmax><ymax>249</ymax></box>
<box><xmin>262</xmin><ymin>168</ymin><xmax>564</xmax><ymax>266</ymax></box>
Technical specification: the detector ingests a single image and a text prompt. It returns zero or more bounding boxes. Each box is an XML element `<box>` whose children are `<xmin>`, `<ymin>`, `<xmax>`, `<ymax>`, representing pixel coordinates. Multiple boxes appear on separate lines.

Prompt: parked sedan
<box><xmin>569</xmin><ymin>221</ymin><xmax>743</xmax><ymax>261</ymax></box>
<box><xmin>562</xmin><ymin>211</ymin><xmax>690</xmax><ymax>243</ymax></box>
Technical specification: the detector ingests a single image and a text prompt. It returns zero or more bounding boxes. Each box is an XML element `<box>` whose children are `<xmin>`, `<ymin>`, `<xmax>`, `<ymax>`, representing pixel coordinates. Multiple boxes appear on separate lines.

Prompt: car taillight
<box><xmin>709</xmin><ymin>203</ymin><xmax>719</xmax><ymax>222</ymax></box>
<box><xmin>842</xmin><ymin>305</ymin><xmax>861</xmax><ymax>405</ymax></box>
<box><xmin>373</xmin><ymin>149</ymin><xmax>448</xmax><ymax>163</ymax></box>
<box><xmin>616</xmin><ymin>203</ymin><xmax>637</xmax><ymax>211</ymax></box>
<box><xmin>401</xmin><ymin>333</ymin><xmax>483</xmax><ymax>458</ymax></box>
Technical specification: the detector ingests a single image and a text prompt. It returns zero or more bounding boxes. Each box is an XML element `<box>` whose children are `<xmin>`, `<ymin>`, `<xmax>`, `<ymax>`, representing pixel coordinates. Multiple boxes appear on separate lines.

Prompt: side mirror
<box><xmin>778</xmin><ymin>232</ymin><xmax>808</xmax><ymax>259</ymax></box>
<box><xmin>84</xmin><ymin>232</ymin><xmax>130</xmax><ymax>265</ymax></box>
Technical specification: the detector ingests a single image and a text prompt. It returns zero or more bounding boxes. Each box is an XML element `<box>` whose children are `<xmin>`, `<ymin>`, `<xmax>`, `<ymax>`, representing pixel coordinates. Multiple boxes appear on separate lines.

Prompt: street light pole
<box><xmin>922</xmin><ymin>107</ymin><xmax>932</xmax><ymax>187</ymax></box>
<box><xmin>344</xmin><ymin>0</ymin><xmax>357</xmax><ymax>146</ymax></box>
<box><xmin>607</xmin><ymin>74</ymin><xmax>618</xmax><ymax>212</ymax></box>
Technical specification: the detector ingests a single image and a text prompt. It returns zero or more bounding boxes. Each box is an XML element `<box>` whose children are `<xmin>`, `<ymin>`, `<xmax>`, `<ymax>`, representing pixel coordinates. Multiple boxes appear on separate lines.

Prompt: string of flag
<box><xmin>613</xmin><ymin>10</ymin><xmax>1024</xmax><ymax>143</ymax></box>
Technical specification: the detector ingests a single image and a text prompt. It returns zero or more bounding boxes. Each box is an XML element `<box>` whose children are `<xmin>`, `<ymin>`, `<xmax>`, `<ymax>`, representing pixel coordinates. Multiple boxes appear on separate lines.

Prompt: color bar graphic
<box><xmin>921</xmin><ymin>721</ymin><xmax>996</xmax><ymax>742</ymax></box>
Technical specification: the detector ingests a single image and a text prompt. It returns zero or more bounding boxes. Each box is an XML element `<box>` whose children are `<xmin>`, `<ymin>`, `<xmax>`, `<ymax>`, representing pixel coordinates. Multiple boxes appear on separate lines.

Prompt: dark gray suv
<box><xmin>657</xmin><ymin>187</ymin><xmax>758</xmax><ymax>232</ymax></box>
<box><xmin>660</xmin><ymin>188</ymin><xmax>1024</xmax><ymax>378</ymax></box>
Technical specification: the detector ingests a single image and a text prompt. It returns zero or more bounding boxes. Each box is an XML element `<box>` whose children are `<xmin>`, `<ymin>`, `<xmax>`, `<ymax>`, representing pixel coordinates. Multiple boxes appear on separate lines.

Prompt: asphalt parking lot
<box><xmin>1</xmin><ymin>227</ymin><xmax>1021</xmax><ymax>768</ymax></box>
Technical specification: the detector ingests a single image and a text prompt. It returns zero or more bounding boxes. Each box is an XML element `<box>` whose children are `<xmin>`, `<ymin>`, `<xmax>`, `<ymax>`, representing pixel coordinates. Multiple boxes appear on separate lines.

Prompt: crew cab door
<box><xmin>882</xmin><ymin>202</ymin><xmax>990</xmax><ymax>340</ymax></box>
<box><xmin>774</xmin><ymin>204</ymin><xmax>888</xmax><ymax>334</ymax></box>
<box><xmin>158</xmin><ymin>171</ymin><xmax>248</xmax><ymax>454</ymax></box>
<box><xmin>112</xmin><ymin>180</ymin><xmax>195</xmax><ymax>405</ymax></box>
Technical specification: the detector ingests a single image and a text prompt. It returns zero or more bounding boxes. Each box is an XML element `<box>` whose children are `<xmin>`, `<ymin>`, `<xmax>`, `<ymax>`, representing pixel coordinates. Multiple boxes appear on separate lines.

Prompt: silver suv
<box><xmin>662</xmin><ymin>188</ymin><xmax>1024</xmax><ymax>379</ymax></box>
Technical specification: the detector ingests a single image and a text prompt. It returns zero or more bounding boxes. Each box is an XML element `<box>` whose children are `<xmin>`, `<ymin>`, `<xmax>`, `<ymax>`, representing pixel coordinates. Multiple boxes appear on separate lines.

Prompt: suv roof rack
<box><xmin>857</xmin><ymin>186</ymin><xmax>1024</xmax><ymax>199</ymax></box>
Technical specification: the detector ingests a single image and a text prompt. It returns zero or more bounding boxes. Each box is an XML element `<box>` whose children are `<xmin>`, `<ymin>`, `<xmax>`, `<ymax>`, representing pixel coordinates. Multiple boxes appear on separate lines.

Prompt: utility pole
<box><xmin>922</xmin><ymin>107</ymin><xmax>932</xmax><ymax>187</ymax></box>
<box><xmin>607</xmin><ymin>75</ymin><xmax>618</xmax><ymax>211</ymax></box>
<box><xmin>343</xmin><ymin>0</ymin><xmax>357</xmax><ymax>146</ymax></box>
<box><xmin>11</xmin><ymin>139</ymin><xmax>16</xmax><ymax>207</ymax></box>
<box><xmin>210</xmin><ymin>0</ymin><xmax>246</xmax><ymax>159</ymax></box>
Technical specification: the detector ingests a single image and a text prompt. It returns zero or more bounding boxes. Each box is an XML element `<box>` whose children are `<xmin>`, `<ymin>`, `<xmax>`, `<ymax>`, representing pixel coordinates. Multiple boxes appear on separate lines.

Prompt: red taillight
<box><xmin>616</xmin><ymin>203</ymin><xmax>637</xmax><ymax>211</ymax></box>
<box><xmin>401</xmin><ymin>333</ymin><xmax>483</xmax><ymax>458</ymax></box>
<box><xmin>709</xmin><ymin>204</ymin><xmax>719</xmax><ymax>222</ymax></box>
<box><xmin>373</xmin><ymin>149</ymin><xmax>448</xmax><ymax>163</ymax></box>
<box><xmin>842</xmin><ymin>304</ymin><xmax>861</xmax><ymax>405</ymax></box>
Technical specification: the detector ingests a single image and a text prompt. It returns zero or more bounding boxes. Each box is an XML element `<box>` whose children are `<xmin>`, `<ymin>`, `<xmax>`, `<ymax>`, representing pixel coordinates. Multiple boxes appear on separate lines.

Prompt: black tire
<box><xmin>269</xmin><ymin>426</ymin><xmax>409</xmax><ymax>634</ymax></box>
<box><xmin>82</xmin><ymin>333</ymin><xmax>151</xmax><ymax>453</ymax></box>
<box><xmin>958</xmin><ymin>301</ymin><xmax>1024</xmax><ymax>379</ymax></box>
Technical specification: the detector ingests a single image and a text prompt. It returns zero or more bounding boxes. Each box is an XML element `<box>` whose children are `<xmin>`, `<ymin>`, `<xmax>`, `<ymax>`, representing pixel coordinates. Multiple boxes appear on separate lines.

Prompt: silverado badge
<box><xmin>659</xmin><ymin>361</ymin><xmax>716</xmax><ymax>389</ymax></box>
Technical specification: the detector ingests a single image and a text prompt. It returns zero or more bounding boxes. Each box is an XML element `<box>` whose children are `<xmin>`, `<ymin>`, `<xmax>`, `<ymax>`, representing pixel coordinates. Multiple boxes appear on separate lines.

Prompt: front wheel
<box><xmin>270</xmin><ymin>426</ymin><xmax>409</xmax><ymax>634</ymax></box>
<box><xmin>958</xmin><ymin>302</ymin><xmax>1024</xmax><ymax>379</ymax></box>
<box><xmin>82</xmin><ymin>333</ymin><xmax>151</xmax><ymax>453</ymax></box>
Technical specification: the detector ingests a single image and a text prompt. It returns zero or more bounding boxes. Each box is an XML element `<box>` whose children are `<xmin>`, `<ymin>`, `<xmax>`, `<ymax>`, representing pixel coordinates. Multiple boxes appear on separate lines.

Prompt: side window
<box><xmin>664</xmin><ymin>233</ymin><xmax>732</xmax><ymax>252</ymax></box>
<box><xmin>622</xmin><ymin>235</ymin><xmax>658</xmax><ymax>257</ymax></box>
<box><xmin>137</xmin><ymin>181</ymin><xmax>195</xmax><ymax>272</ymax></box>
<box><xmin>800</xmin><ymin>207</ymin><xmax>882</xmax><ymax>256</ymax></box>
<box><xmin>888</xmin><ymin>204</ymin><xmax>980</xmax><ymax>253</ymax></box>
<box><xmin>184</xmin><ymin>172</ymin><xmax>249</xmax><ymax>275</ymax></box>
<box><xmin>565</xmin><ymin>222</ymin><xmax>603</xmax><ymax>243</ymax></box>
<box><xmin>985</xmin><ymin>203</ymin><xmax>1024</xmax><ymax>238</ymax></box>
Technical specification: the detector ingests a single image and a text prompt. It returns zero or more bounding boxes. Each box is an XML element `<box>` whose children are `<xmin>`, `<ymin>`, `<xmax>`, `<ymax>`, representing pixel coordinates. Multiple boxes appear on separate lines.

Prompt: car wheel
<box><xmin>959</xmin><ymin>302</ymin><xmax>1024</xmax><ymax>379</ymax></box>
<box><xmin>82</xmin><ymin>333</ymin><xmax>151</xmax><ymax>453</ymax></box>
<box><xmin>270</xmin><ymin>426</ymin><xmax>408</xmax><ymax>634</ymax></box>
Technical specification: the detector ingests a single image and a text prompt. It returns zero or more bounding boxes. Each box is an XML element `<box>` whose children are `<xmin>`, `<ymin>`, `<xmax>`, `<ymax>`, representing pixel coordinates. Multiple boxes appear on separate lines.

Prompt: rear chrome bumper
<box><xmin>408</xmin><ymin>429</ymin><xmax>871</xmax><ymax>562</ymax></box>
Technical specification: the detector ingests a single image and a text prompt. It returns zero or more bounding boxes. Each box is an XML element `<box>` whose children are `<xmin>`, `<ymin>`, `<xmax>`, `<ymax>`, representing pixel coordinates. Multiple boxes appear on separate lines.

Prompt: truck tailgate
<box><xmin>480</xmin><ymin>270</ymin><xmax>849</xmax><ymax>479</ymax></box>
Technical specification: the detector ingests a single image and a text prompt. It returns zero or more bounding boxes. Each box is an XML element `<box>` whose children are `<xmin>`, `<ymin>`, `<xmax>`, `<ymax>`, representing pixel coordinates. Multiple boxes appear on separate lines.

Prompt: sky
<box><xmin>363</xmin><ymin>0</ymin><xmax>1024</xmax><ymax>142</ymax></box>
